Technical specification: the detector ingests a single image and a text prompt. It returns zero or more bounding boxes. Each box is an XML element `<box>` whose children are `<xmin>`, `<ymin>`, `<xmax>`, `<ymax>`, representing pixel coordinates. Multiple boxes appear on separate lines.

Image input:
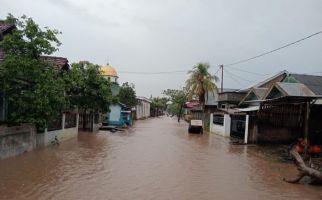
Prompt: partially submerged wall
<box><xmin>36</xmin><ymin>127</ymin><xmax>78</xmax><ymax>147</ymax></box>
<box><xmin>0</xmin><ymin>124</ymin><xmax>36</xmax><ymax>160</ymax></box>
<box><xmin>1</xmin><ymin>113</ymin><xmax>79</xmax><ymax>159</ymax></box>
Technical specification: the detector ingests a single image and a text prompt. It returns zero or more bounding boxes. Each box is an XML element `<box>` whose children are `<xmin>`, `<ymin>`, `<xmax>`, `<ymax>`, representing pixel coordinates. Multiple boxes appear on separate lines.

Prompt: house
<box><xmin>250</xmin><ymin>73</ymin><xmax>322</xmax><ymax>144</ymax></box>
<box><xmin>135</xmin><ymin>96</ymin><xmax>151</xmax><ymax>119</ymax></box>
<box><xmin>100</xmin><ymin>64</ymin><xmax>132</xmax><ymax>126</ymax></box>
<box><xmin>209</xmin><ymin>71</ymin><xmax>290</xmax><ymax>141</ymax></box>
<box><xmin>239</xmin><ymin>70</ymin><xmax>288</xmax><ymax>106</ymax></box>
<box><xmin>220</xmin><ymin>71</ymin><xmax>288</xmax><ymax>141</ymax></box>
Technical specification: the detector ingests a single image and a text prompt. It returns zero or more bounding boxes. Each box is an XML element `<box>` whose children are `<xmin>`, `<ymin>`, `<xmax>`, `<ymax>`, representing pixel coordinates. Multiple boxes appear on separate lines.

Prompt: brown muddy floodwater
<box><xmin>0</xmin><ymin>117</ymin><xmax>321</xmax><ymax>200</ymax></box>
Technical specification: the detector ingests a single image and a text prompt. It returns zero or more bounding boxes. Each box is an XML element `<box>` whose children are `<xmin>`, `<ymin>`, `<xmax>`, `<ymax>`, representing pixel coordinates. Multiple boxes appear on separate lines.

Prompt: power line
<box><xmin>225</xmin><ymin>66</ymin><xmax>267</xmax><ymax>76</ymax></box>
<box><xmin>223</xmin><ymin>69</ymin><xmax>246</xmax><ymax>86</ymax></box>
<box><xmin>118</xmin><ymin>70</ymin><xmax>188</xmax><ymax>75</ymax></box>
<box><xmin>214</xmin><ymin>66</ymin><xmax>221</xmax><ymax>75</ymax></box>
<box><xmin>224</xmin><ymin>68</ymin><xmax>255</xmax><ymax>83</ymax></box>
<box><xmin>225</xmin><ymin>30</ymin><xmax>322</xmax><ymax>67</ymax></box>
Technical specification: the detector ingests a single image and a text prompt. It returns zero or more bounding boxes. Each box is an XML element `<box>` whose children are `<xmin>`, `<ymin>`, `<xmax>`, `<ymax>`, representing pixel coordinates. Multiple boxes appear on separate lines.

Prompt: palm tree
<box><xmin>186</xmin><ymin>62</ymin><xmax>218</xmax><ymax>105</ymax></box>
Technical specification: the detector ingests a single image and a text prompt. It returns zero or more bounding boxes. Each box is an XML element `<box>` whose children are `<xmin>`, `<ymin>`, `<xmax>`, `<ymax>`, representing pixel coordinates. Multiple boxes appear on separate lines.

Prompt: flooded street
<box><xmin>0</xmin><ymin>117</ymin><xmax>321</xmax><ymax>200</ymax></box>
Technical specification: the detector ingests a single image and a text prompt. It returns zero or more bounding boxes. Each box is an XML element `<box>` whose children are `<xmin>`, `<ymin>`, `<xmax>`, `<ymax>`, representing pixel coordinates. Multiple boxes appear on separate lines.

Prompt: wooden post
<box><xmin>304</xmin><ymin>101</ymin><xmax>310</xmax><ymax>155</ymax></box>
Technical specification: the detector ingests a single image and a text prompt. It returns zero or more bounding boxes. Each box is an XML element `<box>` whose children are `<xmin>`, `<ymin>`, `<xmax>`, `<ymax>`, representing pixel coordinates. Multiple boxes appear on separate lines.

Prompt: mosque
<box><xmin>100</xmin><ymin>63</ymin><xmax>132</xmax><ymax>126</ymax></box>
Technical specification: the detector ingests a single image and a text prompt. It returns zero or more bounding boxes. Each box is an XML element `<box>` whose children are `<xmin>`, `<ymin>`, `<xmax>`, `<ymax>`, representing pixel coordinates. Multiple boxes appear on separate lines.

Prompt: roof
<box><xmin>1</xmin><ymin>54</ymin><xmax>69</xmax><ymax>69</ymax></box>
<box><xmin>42</xmin><ymin>56</ymin><xmax>69</xmax><ymax>69</ymax></box>
<box><xmin>253</xmin><ymin>88</ymin><xmax>267</xmax><ymax>99</ymax></box>
<box><xmin>239</xmin><ymin>70</ymin><xmax>288</xmax><ymax>92</ymax></box>
<box><xmin>288</xmin><ymin>74</ymin><xmax>322</xmax><ymax>95</ymax></box>
<box><xmin>219</xmin><ymin>88</ymin><xmax>239</xmax><ymax>93</ymax></box>
<box><xmin>136</xmin><ymin>96</ymin><xmax>152</xmax><ymax>103</ymax></box>
<box><xmin>264</xmin><ymin>82</ymin><xmax>315</xmax><ymax>99</ymax></box>
<box><xmin>239</xmin><ymin>87</ymin><xmax>268</xmax><ymax>105</ymax></box>
<box><xmin>100</xmin><ymin>64</ymin><xmax>118</xmax><ymax>77</ymax></box>
<box><xmin>0</xmin><ymin>21</ymin><xmax>15</xmax><ymax>35</ymax></box>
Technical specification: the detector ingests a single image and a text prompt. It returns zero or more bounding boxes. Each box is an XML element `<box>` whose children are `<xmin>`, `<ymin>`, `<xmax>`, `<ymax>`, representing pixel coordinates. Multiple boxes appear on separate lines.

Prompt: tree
<box><xmin>0</xmin><ymin>14</ymin><xmax>65</xmax><ymax>129</ymax></box>
<box><xmin>185</xmin><ymin>62</ymin><xmax>218</xmax><ymax>105</ymax></box>
<box><xmin>118</xmin><ymin>82</ymin><xmax>137</xmax><ymax>107</ymax></box>
<box><xmin>63</xmin><ymin>61</ymin><xmax>113</xmax><ymax>129</ymax></box>
<box><xmin>150</xmin><ymin>96</ymin><xmax>168</xmax><ymax>117</ymax></box>
<box><xmin>65</xmin><ymin>61</ymin><xmax>113</xmax><ymax>113</ymax></box>
<box><xmin>163</xmin><ymin>88</ymin><xmax>188</xmax><ymax>122</ymax></box>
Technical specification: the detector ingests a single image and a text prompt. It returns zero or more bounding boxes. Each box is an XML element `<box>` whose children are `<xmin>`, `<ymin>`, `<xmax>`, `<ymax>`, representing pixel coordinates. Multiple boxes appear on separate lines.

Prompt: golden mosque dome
<box><xmin>100</xmin><ymin>64</ymin><xmax>118</xmax><ymax>77</ymax></box>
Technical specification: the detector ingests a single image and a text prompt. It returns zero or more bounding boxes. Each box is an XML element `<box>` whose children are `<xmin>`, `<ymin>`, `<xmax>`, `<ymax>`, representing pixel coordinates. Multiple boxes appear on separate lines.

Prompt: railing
<box><xmin>47</xmin><ymin>114</ymin><xmax>62</xmax><ymax>131</ymax></box>
<box><xmin>65</xmin><ymin>112</ymin><xmax>77</xmax><ymax>128</ymax></box>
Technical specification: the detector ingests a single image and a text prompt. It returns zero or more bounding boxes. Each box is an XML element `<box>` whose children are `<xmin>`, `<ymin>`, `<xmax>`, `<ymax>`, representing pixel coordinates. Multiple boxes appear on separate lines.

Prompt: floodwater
<box><xmin>0</xmin><ymin>117</ymin><xmax>321</xmax><ymax>200</ymax></box>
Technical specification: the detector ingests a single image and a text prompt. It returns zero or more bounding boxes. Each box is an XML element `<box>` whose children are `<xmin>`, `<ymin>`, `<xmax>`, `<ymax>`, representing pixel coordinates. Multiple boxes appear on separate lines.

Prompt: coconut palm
<box><xmin>186</xmin><ymin>62</ymin><xmax>218</xmax><ymax>105</ymax></box>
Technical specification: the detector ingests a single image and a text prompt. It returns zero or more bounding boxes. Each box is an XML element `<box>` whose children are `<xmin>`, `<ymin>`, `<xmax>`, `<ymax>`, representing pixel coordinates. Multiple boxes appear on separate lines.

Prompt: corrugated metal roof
<box><xmin>291</xmin><ymin>74</ymin><xmax>322</xmax><ymax>95</ymax></box>
<box><xmin>276</xmin><ymin>82</ymin><xmax>315</xmax><ymax>97</ymax></box>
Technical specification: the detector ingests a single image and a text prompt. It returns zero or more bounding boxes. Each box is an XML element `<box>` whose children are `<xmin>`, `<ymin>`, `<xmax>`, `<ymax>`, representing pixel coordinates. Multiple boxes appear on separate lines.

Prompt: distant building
<box><xmin>100</xmin><ymin>64</ymin><xmax>132</xmax><ymax>126</ymax></box>
<box><xmin>135</xmin><ymin>97</ymin><xmax>151</xmax><ymax>119</ymax></box>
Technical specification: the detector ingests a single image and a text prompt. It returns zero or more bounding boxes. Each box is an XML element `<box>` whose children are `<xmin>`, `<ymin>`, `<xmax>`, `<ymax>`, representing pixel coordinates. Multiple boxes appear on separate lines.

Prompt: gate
<box><xmin>78</xmin><ymin>112</ymin><xmax>94</xmax><ymax>131</ymax></box>
<box><xmin>230</xmin><ymin>115</ymin><xmax>246</xmax><ymax>139</ymax></box>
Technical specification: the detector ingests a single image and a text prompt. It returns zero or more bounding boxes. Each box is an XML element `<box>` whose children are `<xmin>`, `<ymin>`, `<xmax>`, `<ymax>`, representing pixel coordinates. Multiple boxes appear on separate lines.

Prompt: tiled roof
<box><xmin>41</xmin><ymin>56</ymin><xmax>69</xmax><ymax>69</ymax></box>
<box><xmin>0</xmin><ymin>21</ymin><xmax>15</xmax><ymax>34</ymax></box>
<box><xmin>0</xmin><ymin>54</ymin><xmax>69</xmax><ymax>70</ymax></box>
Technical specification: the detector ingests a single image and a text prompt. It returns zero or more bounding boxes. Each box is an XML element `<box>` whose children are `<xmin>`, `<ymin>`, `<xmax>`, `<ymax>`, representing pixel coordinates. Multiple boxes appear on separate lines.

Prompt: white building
<box><xmin>135</xmin><ymin>97</ymin><xmax>151</xmax><ymax>119</ymax></box>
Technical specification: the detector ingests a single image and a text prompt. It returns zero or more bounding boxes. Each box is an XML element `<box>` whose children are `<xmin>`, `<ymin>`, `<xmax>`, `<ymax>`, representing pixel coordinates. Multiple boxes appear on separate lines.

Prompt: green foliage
<box><xmin>0</xmin><ymin>14</ymin><xmax>64</xmax><ymax>129</ymax></box>
<box><xmin>0</xmin><ymin>14</ymin><xmax>113</xmax><ymax>129</ymax></box>
<box><xmin>118</xmin><ymin>82</ymin><xmax>137</xmax><ymax>107</ymax></box>
<box><xmin>150</xmin><ymin>96</ymin><xmax>168</xmax><ymax>111</ymax></box>
<box><xmin>186</xmin><ymin>62</ymin><xmax>218</xmax><ymax>104</ymax></box>
<box><xmin>163</xmin><ymin>88</ymin><xmax>188</xmax><ymax>121</ymax></box>
<box><xmin>63</xmin><ymin>61</ymin><xmax>113</xmax><ymax>113</ymax></box>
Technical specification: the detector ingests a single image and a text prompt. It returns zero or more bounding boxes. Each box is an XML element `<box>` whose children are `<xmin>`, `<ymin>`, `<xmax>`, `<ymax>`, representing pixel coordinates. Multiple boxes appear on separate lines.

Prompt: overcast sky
<box><xmin>1</xmin><ymin>0</ymin><xmax>322</xmax><ymax>97</ymax></box>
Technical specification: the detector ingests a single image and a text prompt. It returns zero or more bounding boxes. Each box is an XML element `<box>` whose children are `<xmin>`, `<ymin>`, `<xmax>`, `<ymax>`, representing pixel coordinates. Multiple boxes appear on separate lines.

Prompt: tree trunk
<box><xmin>283</xmin><ymin>149</ymin><xmax>322</xmax><ymax>184</ymax></box>
<box><xmin>177</xmin><ymin>105</ymin><xmax>183</xmax><ymax>123</ymax></box>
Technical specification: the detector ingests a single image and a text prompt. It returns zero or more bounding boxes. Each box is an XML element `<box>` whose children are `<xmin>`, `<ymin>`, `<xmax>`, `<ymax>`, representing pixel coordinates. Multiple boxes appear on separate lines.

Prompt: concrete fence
<box><xmin>0</xmin><ymin>112</ymin><xmax>79</xmax><ymax>160</ymax></box>
<box><xmin>0</xmin><ymin>124</ymin><xmax>36</xmax><ymax>160</ymax></box>
<box><xmin>37</xmin><ymin>113</ymin><xmax>79</xmax><ymax>147</ymax></box>
<box><xmin>209</xmin><ymin>114</ymin><xmax>231</xmax><ymax>137</ymax></box>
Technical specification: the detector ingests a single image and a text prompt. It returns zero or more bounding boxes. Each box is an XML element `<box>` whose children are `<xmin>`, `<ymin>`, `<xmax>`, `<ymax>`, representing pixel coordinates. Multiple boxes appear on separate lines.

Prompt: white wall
<box><xmin>136</xmin><ymin>99</ymin><xmax>151</xmax><ymax>119</ymax></box>
<box><xmin>210</xmin><ymin>114</ymin><xmax>231</xmax><ymax>137</ymax></box>
<box><xmin>37</xmin><ymin>113</ymin><xmax>79</xmax><ymax>147</ymax></box>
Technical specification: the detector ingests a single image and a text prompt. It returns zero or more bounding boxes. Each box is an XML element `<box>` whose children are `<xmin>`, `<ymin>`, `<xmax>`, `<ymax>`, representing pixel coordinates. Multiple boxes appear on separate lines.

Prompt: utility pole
<box><xmin>220</xmin><ymin>65</ymin><xmax>224</xmax><ymax>93</ymax></box>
